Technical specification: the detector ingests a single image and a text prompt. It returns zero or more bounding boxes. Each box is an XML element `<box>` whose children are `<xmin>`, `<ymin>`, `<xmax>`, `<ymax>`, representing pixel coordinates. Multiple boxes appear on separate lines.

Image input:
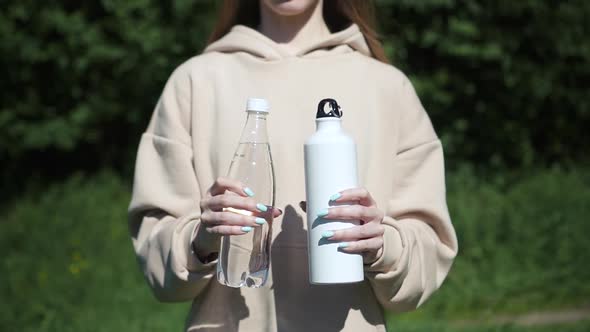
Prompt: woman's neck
<box><xmin>258</xmin><ymin>1</ymin><xmax>331</xmax><ymax>53</ymax></box>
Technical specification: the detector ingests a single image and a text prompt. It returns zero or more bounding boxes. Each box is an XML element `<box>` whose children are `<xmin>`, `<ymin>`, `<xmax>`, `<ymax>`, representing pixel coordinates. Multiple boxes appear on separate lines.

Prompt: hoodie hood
<box><xmin>204</xmin><ymin>24</ymin><xmax>371</xmax><ymax>61</ymax></box>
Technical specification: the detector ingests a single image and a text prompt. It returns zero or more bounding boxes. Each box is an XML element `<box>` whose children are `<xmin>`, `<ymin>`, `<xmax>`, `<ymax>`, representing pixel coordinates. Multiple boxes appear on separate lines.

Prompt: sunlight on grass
<box><xmin>2</xmin><ymin>167</ymin><xmax>589</xmax><ymax>331</ymax></box>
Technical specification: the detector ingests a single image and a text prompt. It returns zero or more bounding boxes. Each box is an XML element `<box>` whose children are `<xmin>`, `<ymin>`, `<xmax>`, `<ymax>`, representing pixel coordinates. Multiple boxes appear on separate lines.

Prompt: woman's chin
<box><xmin>264</xmin><ymin>0</ymin><xmax>319</xmax><ymax>16</ymax></box>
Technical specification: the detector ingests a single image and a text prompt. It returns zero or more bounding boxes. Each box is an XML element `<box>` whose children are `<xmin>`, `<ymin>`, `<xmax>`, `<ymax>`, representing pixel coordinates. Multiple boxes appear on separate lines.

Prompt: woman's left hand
<box><xmin>317</xmin><ymin>188</ymin><xmax>386</xmax><ymax>264</ymax></box>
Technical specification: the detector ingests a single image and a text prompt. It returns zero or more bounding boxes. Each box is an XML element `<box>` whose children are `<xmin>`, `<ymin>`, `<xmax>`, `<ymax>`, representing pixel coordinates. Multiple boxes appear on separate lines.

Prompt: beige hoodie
<box><xmin>128</xmin><ymin>24</ymin><xmax>458</xmax><ymax>332</ymax></box>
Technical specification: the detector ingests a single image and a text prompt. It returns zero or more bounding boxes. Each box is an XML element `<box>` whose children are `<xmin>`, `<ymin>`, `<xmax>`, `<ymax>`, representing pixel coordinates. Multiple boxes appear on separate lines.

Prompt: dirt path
<box><xmin>496</xmin><ymin>307</ymin><xmax>590</xmax><ymax>326</ymax></box>
<box><xmin>455</xmin><ymin>306</ymin><xmax>590</xmax><ymax>327</ymax></box>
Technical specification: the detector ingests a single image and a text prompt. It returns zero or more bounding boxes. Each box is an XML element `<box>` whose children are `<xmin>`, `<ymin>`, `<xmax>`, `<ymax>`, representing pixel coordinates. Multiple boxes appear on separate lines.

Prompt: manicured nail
<box><xmin>317</xmin><ymin>209</ymin><xmax>329</xmax><ymax>217</ymax></box>
<box><xmin>241</xmin><ymin>226</ymin><xmax>253</xmax><ymax>232</ymax></box>
<box><xmin>244</xmin><ymin>187</ymin><xmax>255</xmax><ymax>197</ymax></box>
<box><xmin>338</xmin><ymin>242</ymin><xmax>349</xmax><ymax>248</ymax></box>
<box><xmin>329</xmin><ymin>193</ymin><xmax>342</xmax><ymax>201</ymax></box>
<box><xmin>256</xmin><ymin>203</ymin><xmax>268</xmax><ymax>212</ymax></box>
<box><xmin>322</xmin><ymin>231</ymin><xmax>334</xmax><ymax>238</ymax></box>
<box><xmin>255</xmin><ymin>218</ymin><xmax>266</xmax><ymax>225</ymax></box>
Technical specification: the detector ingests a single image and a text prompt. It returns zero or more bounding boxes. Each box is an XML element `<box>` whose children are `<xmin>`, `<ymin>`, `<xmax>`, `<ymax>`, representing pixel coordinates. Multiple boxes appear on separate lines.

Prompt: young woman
<box><xmin>128</xmin><ymin>0</ymin><xmax>458</xmax><ymax>331</ymax></box>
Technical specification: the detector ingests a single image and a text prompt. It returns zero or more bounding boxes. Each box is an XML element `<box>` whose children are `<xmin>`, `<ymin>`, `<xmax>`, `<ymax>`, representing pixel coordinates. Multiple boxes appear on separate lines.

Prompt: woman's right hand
<box><xmin>193</xmin><ymin>177</ymin><xmax>282</xmax><ymax>258</ymax></box>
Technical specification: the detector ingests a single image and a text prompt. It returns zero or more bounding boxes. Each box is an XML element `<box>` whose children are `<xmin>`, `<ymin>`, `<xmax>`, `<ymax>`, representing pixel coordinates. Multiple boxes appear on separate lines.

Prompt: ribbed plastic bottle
<box><xmin>216</xmin><ymin>97</ymin><xmax>275</xmax><ymax>288</ymax></box>
<box><xmin>303</xmin><ymin>98</ymin><xmax>364</xmax><ymax>284</ymax></box>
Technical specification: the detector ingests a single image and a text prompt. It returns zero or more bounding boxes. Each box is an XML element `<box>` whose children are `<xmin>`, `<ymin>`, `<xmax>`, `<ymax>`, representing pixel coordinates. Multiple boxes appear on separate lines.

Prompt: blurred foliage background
<box><xmin>1</xmin><ymin>0</ymin><xmax>589</xmax><ymax>331</ymax></box>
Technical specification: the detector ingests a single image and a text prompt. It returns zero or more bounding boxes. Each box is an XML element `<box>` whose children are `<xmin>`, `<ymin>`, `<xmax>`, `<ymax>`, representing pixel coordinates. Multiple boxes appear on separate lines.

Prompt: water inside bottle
<box><xmin>216</xmin><ymin>142</ymin><xmax>275</xmax><ymax>288</ymax></box>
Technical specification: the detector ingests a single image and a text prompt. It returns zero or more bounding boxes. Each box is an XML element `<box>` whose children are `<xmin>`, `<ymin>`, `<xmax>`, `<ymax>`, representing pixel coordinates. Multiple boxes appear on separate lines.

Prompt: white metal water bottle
<box><xmin>216</xmin><ymin>97</ymin><xmax>275</xmax><ymax>288</ymax></box>
<box><xmin>304</xmin><ymin>98</ymin><xmax>364</xmax><ymax>284</ymax></box>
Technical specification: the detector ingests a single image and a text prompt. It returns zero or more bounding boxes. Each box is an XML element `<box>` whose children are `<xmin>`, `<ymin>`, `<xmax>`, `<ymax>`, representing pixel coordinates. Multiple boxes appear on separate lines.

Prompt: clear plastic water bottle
<box><xmin>216</xmin><ymin>98</ymin><xmax>275</xmax><ymax>288</ymax></box>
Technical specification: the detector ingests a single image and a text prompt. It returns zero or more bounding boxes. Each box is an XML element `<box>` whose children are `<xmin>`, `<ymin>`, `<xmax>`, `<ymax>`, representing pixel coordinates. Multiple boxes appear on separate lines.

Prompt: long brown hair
<box><xmin>207</xmin><ymin>0</ymin><xmax>389</xmax><ymax>63</ymax></box>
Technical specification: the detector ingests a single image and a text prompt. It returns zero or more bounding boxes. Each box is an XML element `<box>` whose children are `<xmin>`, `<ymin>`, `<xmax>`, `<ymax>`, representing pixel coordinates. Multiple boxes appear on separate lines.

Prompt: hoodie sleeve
<box><xmin>127</xmin><ymin>65</ymin><xmax>216</xmax><ymax>302</ymax></box>
<box><xmin>364</xmin><ymin>76</ymin><xmax>458</xmax><ymax>312</ymax></box>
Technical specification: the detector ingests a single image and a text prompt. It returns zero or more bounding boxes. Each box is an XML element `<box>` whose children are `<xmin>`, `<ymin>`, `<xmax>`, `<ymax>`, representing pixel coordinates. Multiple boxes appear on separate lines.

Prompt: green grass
<box><xmin>396</xmin><ymin>166</ymin><xmax>590</xmax><ymax>321</ymax></box>
<box><xmin>0</xmin><ymin>171</ymin><xmax>188</xmax><ymax>331</ymax></box>
<box><xmin>1</xmin><ymin>167</ymin><xmax>589</xmax><ymax>331</ymax></box>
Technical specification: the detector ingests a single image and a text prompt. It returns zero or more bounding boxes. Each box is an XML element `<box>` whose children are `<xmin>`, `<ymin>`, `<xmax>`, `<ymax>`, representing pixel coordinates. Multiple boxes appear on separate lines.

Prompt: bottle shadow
<box><xmin>270</xmin><ymin>205</ymin><xmax>382</xmax><ymax>331</ymax></box>
<box><xmin>185</xmin><ymin>282</ymin><xmax>249</xmax><ymax>331</ymax></box>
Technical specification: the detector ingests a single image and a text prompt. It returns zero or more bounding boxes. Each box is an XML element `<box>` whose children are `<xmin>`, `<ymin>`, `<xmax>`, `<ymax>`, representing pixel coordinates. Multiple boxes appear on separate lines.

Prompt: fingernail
<box><xmin>338</xmin><ymin>242</ymin><xmax>349</xmax><ymax>248</ymax></box>
<box><xmin>322</xmin><ymin>231</ymin><xmax>334</xmax><ymax>238</ymax></box>
<box><xmin>255</xmin><ymin>218</ymin><xmax>266</xmax><ymax>225</ymax></box>
<box><xmin>256</xmin><ymin>203</ymin><xmax>268</xmax><ymax>212</ymax></box>
<box><xmin>317</xmin><ymin>208</ymin><xmax>329</xmax><ymax>217</ymax></box>
<box><xmin>329</xmin><ymin>193</ymin><xmax>342</xmax><ymax>201</ymax></box>
<box><xmin>244</xmin><ymin>187</ymin><xmax>255</xmax><ymax>197</ymax></box>
<box><xmin>241</xmin><ymin>226</ymin><xmax>253</xmax><ymax>232</ymax></box>
<box><xmin>278</xmin><ymin>208</ymin><xmax>283</xmax><ymax>214</ymax></box>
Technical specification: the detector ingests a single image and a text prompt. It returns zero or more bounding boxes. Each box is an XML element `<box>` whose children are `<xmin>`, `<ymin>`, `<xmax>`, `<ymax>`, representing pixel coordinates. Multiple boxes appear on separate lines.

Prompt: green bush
<box><xmin>377</xmin><ymin>0</ymin><xmax>590</xmax><ymax>167</ymax></box>
<box><xmin>1</xmin><ymin>1</ymin><xmax>589</xmax><ymax>179</ymax></box>
<box><xmin>2</xmin><ymin>168</ymin><xmax>589</xmax><ymax>330</ymax></box>
<box><xmin>0</xmin><ymin>0</ymin><xmax>217</xmax><ymax>185</ymax></box>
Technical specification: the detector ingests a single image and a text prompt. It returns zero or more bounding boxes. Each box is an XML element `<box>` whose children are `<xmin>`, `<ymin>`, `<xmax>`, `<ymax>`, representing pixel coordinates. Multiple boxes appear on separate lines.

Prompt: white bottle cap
<box><xmin>246</xmin><ymin>97</ymin><xmax>269</xmax><ymax>113</ymax></box>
